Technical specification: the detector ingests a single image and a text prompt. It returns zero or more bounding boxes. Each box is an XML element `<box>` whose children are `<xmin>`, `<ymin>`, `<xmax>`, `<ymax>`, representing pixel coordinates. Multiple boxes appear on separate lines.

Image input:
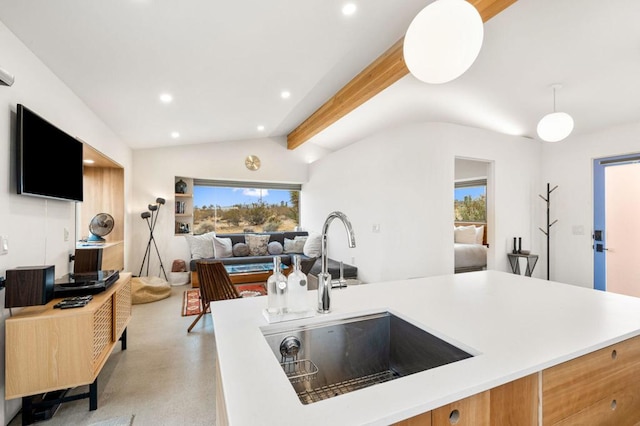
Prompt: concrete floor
<box><xmin>8</xmin><ymin>283</ymin><xmax>217</xmax><ymax>426</ymax></box>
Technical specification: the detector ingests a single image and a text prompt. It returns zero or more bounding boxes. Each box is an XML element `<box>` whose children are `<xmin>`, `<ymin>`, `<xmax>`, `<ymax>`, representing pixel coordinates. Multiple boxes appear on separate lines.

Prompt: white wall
<box><xmin>301</xmin><ymin>122</ymin><xmax>543</xmax><ymax>284</ymax></box>
<box><xmin>455</xmin><ymin>158</ymin><xmax>488</xmax><ymax>181</ymax></box>
<box><xmin>0</xmin><ymin>21</ymin><xmax>132</xmax><ymax>425</ymax></box>
<box><xmin>541</xmin><ymin>122</ymin><xmax>640</xmax><ymax>288</ymax></box>
<box><xmin>130</xmin><ymin>137</ymin><xmax>326</xmax><ymax>278</ymax></box>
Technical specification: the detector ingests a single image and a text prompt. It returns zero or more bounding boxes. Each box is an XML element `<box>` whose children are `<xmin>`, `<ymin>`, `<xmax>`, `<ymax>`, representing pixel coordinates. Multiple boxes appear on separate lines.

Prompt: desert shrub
<box><xmin>263</xmin><ymin>220</ymin><xmax>281</xmax><ymax>232</ymax></box>
<box><xmin>244</xmin><ymin>202</ymin><xmax>269</xmax><ymax>225</ymax></box>
<box><xmin>222</xmin><ymin>208</ymin><xmax>242</xmax><ymax>226</ymax></box>
<box><xmin>454</xmin><ymin>195</ymin><xmax>486</xmax><ymax>221</ymax></box>
<box><xmin>195</xmin><ymin>221</ymin><xmax>215</xmax><ymax>234</ymax></box>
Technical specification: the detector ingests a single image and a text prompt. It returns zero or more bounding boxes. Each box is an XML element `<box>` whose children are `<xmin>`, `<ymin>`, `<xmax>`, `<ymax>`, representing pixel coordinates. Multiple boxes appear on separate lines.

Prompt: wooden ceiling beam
<box><xmin>287</xmin><ymin>0</ymin><xmax>517</xmax><ymax>150</ymax></box>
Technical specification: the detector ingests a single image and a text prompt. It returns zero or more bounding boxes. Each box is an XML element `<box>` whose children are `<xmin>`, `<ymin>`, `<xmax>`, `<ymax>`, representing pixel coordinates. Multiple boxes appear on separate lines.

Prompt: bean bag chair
<box><xmin>132</xmin><ymin>276</ymin><xmax>171</xmax><ymax>304</ymax></box>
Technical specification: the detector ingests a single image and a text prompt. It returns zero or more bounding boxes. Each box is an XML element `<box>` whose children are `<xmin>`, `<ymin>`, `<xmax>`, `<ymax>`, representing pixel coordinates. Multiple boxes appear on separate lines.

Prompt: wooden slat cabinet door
<box><xmin>92</xmin><ymin>299</ymin><xmax>113</xmax><ymax>374</ymax></box>
<box><xmin>112</xmin><ymin>276</ymin><xmax>132</xmax><ymax>340</ymax></box>
<box><xmin>542</xmin><ymin>335</ymin><xmax>640</xmax><ymax>425</ymax></box>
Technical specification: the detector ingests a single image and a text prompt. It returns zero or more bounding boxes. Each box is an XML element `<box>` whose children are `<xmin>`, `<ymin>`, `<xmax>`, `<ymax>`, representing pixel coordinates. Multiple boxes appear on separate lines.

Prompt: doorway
<box><xmin>593</xmin><ymin>153</ymin><xmax>640</xmax><ymax>295</ymax></box>
<box><xmin>454</xmin><ymin>158</ymin><xmax>493</xmax><ymax>273</ymax></box>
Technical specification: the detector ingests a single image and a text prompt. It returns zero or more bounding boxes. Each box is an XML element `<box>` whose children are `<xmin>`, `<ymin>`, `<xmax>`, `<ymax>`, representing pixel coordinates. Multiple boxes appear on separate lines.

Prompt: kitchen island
<box><xmin>210</xmin><ymin>270</ymin><xmax>640</xmax><ymax>425</ymax></box>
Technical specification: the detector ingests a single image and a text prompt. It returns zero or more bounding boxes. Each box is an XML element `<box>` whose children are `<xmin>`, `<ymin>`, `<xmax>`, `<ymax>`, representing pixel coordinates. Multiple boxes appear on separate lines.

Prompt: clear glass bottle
<box><xmin>287</xmin><ymin>255</ymin><xmax>308</xmax><ymax>312</ymax></box>
<box><xmin>267</xmin><ymin>256</ymin><xmax>288</xmax><ymax>314</ymax></box>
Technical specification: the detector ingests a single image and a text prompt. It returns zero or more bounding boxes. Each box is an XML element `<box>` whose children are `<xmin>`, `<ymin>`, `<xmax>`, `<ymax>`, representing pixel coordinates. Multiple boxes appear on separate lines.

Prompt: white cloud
<box><xmin>242</xmin><ymin>188</ymin><xmax>269</xmax><ymax>198</ymax></box>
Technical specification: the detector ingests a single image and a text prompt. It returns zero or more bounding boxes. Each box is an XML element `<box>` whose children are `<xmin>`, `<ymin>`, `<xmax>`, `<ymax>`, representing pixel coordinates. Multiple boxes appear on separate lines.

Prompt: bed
<box><xmin>454</xmin><ymin>222</ymin><xmax>488</xmax><ymax>273</ymax></box>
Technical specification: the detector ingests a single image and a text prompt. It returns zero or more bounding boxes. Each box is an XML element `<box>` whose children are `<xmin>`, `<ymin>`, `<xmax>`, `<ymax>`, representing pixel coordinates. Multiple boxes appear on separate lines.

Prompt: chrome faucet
<box><xmin>317</xmin><ymin>211</ymin><xmax>356</xmax><ymax>314</ymax></box>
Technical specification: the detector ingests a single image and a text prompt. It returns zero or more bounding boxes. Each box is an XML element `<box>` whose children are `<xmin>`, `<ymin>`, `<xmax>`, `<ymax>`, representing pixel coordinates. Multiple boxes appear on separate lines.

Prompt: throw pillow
<box><xmin>232</xmin><ymin>242</ymin><xmax>250</xmax><ymax>257</ymax></box>
<box><xmin>284</xmin><ymin>236</ymin><xmax>307</xmax><ymax>253</ymax></box>
<box><xmin>184</xmin><ymin>232</ymin><xmax>216</xmax><ymax>259</ymax></box>
<box><xmin>454</xmin><ymin>226</ymin><xmax>476</xmax><ymax>244</ymax></box>
<box><xmin>268</xmin><ymin>241</ymin><xmax>284</xmax><ymax>255</ymax></box>
<box><xmin>245</xmin><ymin>234</ymin><xmax>270</xmax><ymax>256</ymax></box>
<box><xmin>475</xmin><ymin>225</ymin><xmax>485</xmax><ymax>245</ymax></box>
<box><xmin>213</xmin><ymin>236</ymin><xmax>233</xmax><ymax>258</ymax></box>
<box><xmin>303</xmin><ymin>233</ymin><xmax>322</xmax><ymax>257</ymax></box>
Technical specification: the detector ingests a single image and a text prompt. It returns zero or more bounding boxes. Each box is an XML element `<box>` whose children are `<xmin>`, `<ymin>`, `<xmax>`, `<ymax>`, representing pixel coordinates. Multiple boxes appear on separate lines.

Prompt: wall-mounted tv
<box><xmin>17</xmin><ymin>104</ymin><xmax>84</xmax><ymax>202</ymax></box>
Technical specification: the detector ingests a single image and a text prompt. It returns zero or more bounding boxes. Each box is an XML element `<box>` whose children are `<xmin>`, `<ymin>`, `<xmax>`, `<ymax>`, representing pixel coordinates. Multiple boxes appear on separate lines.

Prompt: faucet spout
<box><xmin>318</xmin><ymin>211</ymin><xmax>356</xmax><ymax>314</ymax></box>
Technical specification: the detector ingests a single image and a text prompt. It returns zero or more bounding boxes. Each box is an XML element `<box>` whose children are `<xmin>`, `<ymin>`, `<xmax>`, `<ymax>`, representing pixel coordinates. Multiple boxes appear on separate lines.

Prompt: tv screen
<box><xmin>17</xmin><ymin>104</ymin><xmax>84</xmax><ymax>202</ymax></box>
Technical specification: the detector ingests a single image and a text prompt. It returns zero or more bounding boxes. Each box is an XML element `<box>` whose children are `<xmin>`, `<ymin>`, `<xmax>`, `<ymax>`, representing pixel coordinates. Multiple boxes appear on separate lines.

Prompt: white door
<box><xmin>605</xmin><ymin>163</ymin><xmax>640</xmax><ymax>297</ymax></box>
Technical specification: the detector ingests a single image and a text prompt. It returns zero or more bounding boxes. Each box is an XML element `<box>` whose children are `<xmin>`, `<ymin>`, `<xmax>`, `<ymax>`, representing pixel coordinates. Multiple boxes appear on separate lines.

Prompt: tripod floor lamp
<box><xmin>139</xmin><ymin>197</ymin><xmax>168</xmax><ymax>280</ymax></box>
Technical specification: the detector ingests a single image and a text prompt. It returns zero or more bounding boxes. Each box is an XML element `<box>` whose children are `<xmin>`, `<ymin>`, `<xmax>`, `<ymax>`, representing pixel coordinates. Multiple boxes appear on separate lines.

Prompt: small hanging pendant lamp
<box><xmin>537</xmin><ymin>84</ymin><xmax>574</xmax><ymax>142</ymax></box>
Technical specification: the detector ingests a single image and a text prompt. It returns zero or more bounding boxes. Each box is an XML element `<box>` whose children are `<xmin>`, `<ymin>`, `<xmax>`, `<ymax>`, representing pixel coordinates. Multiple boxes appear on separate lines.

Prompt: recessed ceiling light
<box><xmin>342</xmin><ymin>3</ymin><xmax>357</xmax><ymax>16</ymax></box>
<box><xmin>171</xmin><ymin>131</ymin><xmax>180</xmax><ymax>138</ymax></box>
<box><xmin>159</xmin><ymin>93</ymin><xmax>173</xmax><ymax>103</ymax></box>
<box><xmin>280</xmin><ymin>91</ymin><xmax>291</xmax><ymax>99</ymax></box>
<box><xmin>257</xmin><ymin>125</ymin><xmax>265</xmax><ymax>131</ymax></box>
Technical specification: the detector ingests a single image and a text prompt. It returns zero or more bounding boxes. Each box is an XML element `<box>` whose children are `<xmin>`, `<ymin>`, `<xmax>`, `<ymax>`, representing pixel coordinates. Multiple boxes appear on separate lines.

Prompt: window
<box><xmin>454</xmin><ymin>179</ymin><xmax>486</xmax><ymax>222</ymax></box>
<box><xmin>192</xmin><ymin>179</ymin><xmax>301</xmax><ymax>234</ymax></box>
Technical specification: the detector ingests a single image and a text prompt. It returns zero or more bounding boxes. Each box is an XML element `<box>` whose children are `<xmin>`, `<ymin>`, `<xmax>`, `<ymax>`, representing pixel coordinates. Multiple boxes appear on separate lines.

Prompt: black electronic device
<box><xmin>16</xmin><ymin>104</ymin><xmax>84</xmax><ymax>202</ymax></box>
<box><xmin>54</xmin><ymin>295</ymin><xmax>93</xmax><ymax>309</ymax></box>
<box><xmin>5</xmin><ymin>265</ymin><xmax>55</xmax><ymax>308</ymax></box>
<box><xmin>53</xmin><ymin>269</ymin><xmax>119</xmax><ymax>297</ymax></box>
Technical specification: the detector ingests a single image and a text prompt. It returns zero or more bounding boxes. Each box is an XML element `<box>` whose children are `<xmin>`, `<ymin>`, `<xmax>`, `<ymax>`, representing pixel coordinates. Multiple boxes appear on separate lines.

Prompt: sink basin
<box><xmin>261</xmin><ymin>311</ymin><xmax>474</xmax><ymax>404</ymax></box>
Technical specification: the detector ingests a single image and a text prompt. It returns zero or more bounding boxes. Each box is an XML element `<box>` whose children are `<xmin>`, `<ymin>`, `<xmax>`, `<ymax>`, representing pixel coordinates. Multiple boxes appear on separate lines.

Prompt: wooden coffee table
<box><xmin>224</xmin><ymin>262</ymin><xmax>289</xmax><ymax>284</ymax></box>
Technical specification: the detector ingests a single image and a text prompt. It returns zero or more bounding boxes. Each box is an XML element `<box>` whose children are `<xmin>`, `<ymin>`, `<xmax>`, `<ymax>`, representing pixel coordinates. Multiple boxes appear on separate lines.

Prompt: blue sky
<box><xmin>194</xmin><ymin>186</ymin><xmax>292</xmax><ymax>208</ymax></box>
<box><xmin>454</xmin><ymin>186</ymin><xmax>485</xmax><ymax>201</ymax></box>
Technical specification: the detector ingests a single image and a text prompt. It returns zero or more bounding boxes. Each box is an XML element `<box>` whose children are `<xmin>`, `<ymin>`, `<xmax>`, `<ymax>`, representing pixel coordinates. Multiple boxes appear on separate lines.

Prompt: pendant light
<box><xmin>403</xmin><ymin>0</ymin><xmax>484</xmax><ymax>84</ymax></box>
<box><xmin>537</xmin><ymin>84</ymin><xmax>574</xmax><ymax>142</ymax></box>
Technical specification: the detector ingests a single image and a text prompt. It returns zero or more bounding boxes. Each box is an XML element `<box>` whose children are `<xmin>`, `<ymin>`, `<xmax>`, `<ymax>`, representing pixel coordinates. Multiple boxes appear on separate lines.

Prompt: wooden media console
<box><xmin>5</xmin><ymin>272</ymin><xmax>132</xmax><ymax>424</ymax></box>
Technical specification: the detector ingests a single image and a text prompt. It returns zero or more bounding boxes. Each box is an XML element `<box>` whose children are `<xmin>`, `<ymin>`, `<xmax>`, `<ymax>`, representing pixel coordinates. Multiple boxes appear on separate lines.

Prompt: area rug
<box><xmin>182</xmin><ymin>289</ymin><xmax>204</xmax><ymax>316</ymax></box>
<box><xmin>181</xmin><ymin>284</ymin><xmax>267</xmax><ymax>316</ymax></box>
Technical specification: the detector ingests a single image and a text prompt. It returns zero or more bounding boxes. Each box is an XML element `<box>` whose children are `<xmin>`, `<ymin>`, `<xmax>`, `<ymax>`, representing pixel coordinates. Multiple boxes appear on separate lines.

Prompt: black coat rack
<box><xmin>539</xmin><ymin>183</ymin><xmax>558</xmax><ymax>280</ymax></box>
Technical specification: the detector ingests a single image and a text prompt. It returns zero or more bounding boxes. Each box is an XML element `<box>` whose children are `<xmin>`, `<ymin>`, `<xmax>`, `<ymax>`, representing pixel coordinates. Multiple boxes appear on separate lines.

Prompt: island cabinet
<box><xmin>393</xmin><ymin>374</ymin><xmax>538</xmax><ymax>426</ymax></box>
<box><xmin>396</xmin><ymin>335</ymin><xmax>640</xmax><ymax>426</ymax></box>
<box><xmin>5</xmin><ymin>272</ymin><xmax>132</xmax><ymax>400</ymax></box>
<box><xmin>542</xmin><ymin>335</ymin><xmax>640</xmax><ymax>425</ymax></box>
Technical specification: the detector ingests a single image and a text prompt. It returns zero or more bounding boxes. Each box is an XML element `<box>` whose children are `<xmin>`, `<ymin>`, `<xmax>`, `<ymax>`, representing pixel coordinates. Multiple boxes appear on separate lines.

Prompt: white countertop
<box><xmin>210</xmin><ymin>271</ymin><xmax>640</xmax><ymax>425</ymax></box>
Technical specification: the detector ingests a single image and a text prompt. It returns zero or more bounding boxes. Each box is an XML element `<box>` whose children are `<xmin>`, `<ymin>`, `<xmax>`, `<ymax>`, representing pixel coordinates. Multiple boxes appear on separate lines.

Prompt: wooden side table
<box><xmin>507</xmin><ymin>253</ymin><xmax>539</xmax><ymax>277</ymax></box>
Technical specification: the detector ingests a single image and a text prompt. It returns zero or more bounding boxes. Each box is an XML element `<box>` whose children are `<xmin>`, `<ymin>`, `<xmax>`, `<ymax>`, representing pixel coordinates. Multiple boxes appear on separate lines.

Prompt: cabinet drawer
<box><xmin>392</xmin><ymin>374</ymin><xmax>537</xmax><ymax>426</ymax></box>
<box><xmin>432</xmin><ymin>391</ymin><xmax>490</xmax><ymax>426</ymax></box>
<box><xmin>543</xmin><ymin>335</ymin><xmax>640</xmax><ymax>425</ymax></box>
<box><xmin>553</xmin><ymin>384</ymin><xmax>640</xmax><ymax>426</ymax></box>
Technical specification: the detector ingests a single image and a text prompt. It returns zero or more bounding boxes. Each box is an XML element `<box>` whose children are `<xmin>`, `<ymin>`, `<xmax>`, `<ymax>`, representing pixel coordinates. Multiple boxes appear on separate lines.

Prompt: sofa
<box><xmin>186</xmin><ymin>231</ymin><xmax>310</xmax><ymax>287</ymax></box>
<box><xmin>185</xmin><ymin>231</ymin><xmax>357</xmax><ymax>287</ymax></box>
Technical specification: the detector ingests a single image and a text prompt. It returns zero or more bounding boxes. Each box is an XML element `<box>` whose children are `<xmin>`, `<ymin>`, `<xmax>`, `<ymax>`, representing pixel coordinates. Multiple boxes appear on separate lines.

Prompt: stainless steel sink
<box><xmin>261</xmin><ymin>311</ymin><xmax>474</xmax><ymax>404</ymax></box>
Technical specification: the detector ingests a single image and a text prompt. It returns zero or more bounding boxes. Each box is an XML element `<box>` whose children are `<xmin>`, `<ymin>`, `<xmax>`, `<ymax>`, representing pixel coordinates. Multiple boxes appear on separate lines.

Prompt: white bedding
<box><xmin>454</xmin><ymin>243</ymin><xmax>487</xmax><ymax>269</ymax></box>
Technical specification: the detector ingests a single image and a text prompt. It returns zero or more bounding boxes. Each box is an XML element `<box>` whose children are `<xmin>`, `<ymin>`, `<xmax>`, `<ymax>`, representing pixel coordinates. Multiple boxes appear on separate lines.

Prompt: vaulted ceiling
<box><xmin>1</xmin><ymin>0</ymin><xmax>639</xmax><ymax>153</ymax></box>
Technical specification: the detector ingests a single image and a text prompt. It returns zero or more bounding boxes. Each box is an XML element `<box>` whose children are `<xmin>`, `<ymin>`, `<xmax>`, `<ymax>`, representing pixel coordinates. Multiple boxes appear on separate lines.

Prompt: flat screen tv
<box><xmin>16</xmin><ymin>104</ymin><xmax>84</xmax><ymax>202</ymax></box>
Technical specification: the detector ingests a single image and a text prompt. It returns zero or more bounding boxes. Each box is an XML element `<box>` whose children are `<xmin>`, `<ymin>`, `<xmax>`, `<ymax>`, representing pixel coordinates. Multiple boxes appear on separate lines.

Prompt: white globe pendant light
<box><xmin>537</xmin><ymin>84</ymin><xmax>574</xmax><ymax>142</ymax></box>
<box><xmin>403</xmin><ymin>0</ymin><xmax>484</xmax><ymax>84</ymax></box>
